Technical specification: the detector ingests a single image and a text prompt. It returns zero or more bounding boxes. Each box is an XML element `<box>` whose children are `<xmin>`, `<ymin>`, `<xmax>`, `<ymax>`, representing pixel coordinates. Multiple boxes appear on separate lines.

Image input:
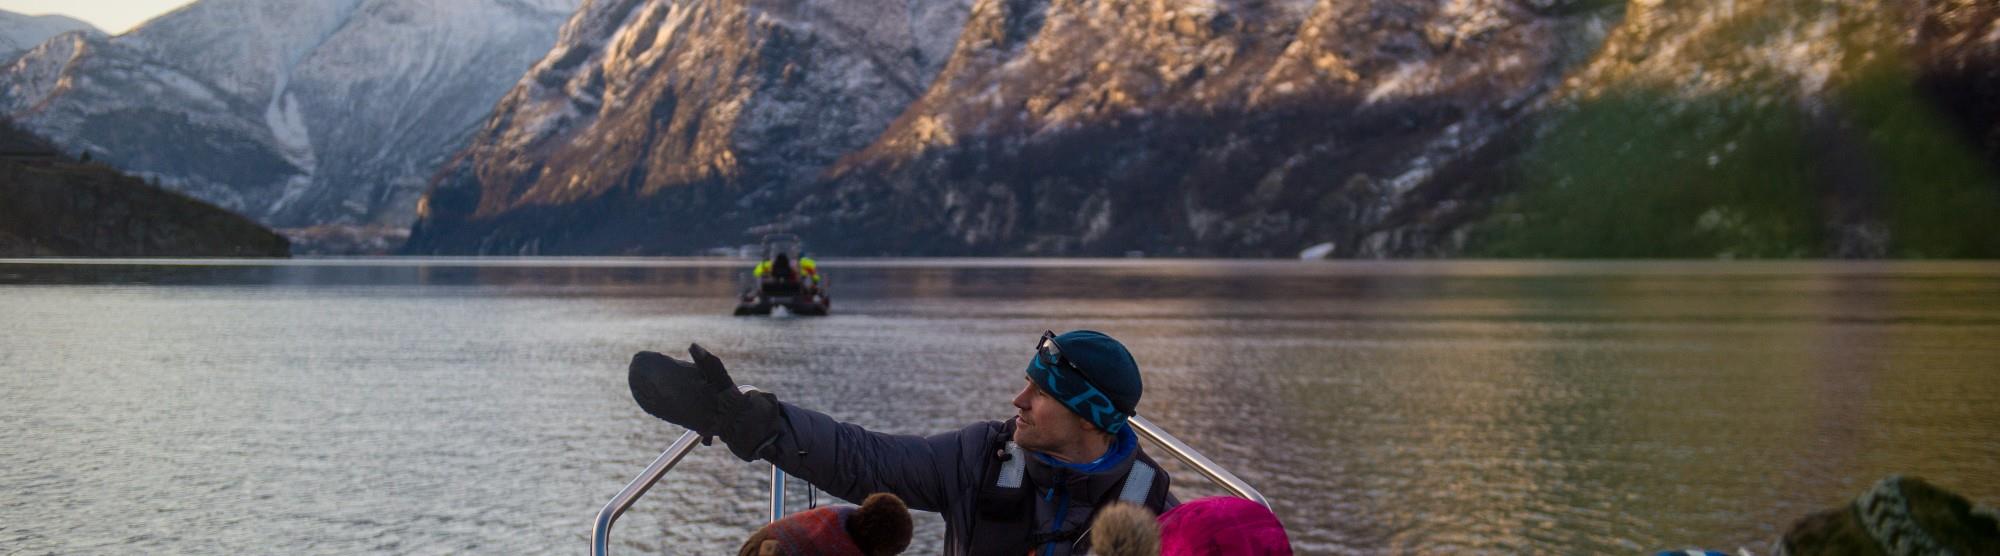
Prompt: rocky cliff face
<box><xmin>406</xmin><ymin>0</ymin><xmax>2000</xmax><ymax>257</ymax></box>
<box><xmin>404</xmin><ymin>0</ymin><xmax>972</xmax><ymax>254</ymax></box>
<box><xmin>0</xmin><ymin>0</ymin><xmax>579</xmax><ymax>245</ymax></box>
<box><xmin>0</xmin><ymin>121</ymin><xmax>290</xmax><ymax>257</ymax></box>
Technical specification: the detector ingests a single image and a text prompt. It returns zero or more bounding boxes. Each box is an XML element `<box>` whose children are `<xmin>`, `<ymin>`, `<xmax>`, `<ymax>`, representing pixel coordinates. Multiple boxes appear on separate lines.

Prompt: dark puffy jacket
<box><xmin>763</xmin><ymin>403</ymin><xmax>1175</xmax><ymax>555</ymax></box>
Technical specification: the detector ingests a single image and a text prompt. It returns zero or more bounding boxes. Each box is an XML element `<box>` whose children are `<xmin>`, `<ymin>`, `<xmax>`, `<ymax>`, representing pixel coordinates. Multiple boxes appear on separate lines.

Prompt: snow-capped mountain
<box><xmin>0</xmin><ymin>10</ymin><xmax>99</xmax><ymax>59</ymax></box>
<box><xmin>404</xmin><ymin>0</ymin><xmax>972</xmax><ymax>254</ymax></box>
<box><xmin>0</xmin><ymin>0</ymin><xmax>581</xmax><ymax>240</ymax></box>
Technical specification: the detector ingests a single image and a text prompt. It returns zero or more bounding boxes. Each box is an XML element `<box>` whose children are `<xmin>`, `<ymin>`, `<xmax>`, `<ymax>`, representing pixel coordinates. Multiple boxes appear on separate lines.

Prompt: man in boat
<box><xmin>753</xmin><ymin>252</ymin><xmax>798</xmax><ymax>283</ymax></box>
<box><xmin>753</xmin><ymin>252</ymin><xmax>821</xmax><ymax>296</ymax></box>
<box><xmin>628</xmin><ymin>330</ymin><xmax>1175</xmax><ymax>556</ymax></box>
<box><xmin>797</xmin><ymin>253</ymin><xmax>820</xmax><ymax>286</ymax></box>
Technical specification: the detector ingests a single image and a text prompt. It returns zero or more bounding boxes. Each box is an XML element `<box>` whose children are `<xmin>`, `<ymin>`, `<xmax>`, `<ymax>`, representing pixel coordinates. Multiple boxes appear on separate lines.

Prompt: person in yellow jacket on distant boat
<box><xmin>752</xmin><ymin>253</ymin><xmax>819</xmax><ymax>286</ymax></box>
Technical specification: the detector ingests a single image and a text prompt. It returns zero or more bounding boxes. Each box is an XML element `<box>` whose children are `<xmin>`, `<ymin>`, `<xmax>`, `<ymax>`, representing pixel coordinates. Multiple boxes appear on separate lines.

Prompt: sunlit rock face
<box><xmin>402</xmin><ymin>0</ymin><xmax>974</xmax><ymax>255</ymax></box>
<box><xmin>0</xmin><ymin>0</ymin><xmax>580</xmax><ymax>236</ymax></box>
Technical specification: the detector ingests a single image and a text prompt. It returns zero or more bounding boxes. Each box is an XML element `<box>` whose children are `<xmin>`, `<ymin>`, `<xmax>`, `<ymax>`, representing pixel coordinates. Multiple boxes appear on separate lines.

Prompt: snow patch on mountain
<box><xmin>264</xmin><ymin>90</ymin><xmax>315</xmax><ymax>170</ymax></box>
<box><xmin>146</xmin><ymin>66</ymin><xmax>227</xmax><ymax>110</ymax></box>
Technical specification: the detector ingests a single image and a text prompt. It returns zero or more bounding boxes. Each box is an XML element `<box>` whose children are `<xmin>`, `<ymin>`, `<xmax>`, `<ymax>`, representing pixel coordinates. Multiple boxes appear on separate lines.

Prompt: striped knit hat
<box><xmin>1773</xmin><ymin>475</ymin><xmax>1998</xmax><ymax>556</ymax></box>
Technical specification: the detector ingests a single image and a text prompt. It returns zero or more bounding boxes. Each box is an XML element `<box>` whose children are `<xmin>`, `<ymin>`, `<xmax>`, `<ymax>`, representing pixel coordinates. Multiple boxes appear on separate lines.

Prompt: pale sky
<box><xmin>0</xmin><ymin>0</ymin><xmax>198</xmax><ymax>35</ymax></box>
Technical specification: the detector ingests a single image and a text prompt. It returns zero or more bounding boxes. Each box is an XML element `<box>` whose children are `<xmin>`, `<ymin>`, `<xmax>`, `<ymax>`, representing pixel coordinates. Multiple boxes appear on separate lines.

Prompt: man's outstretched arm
<box><xmin>628</xmin><ymin>344</ymin><xmax>992</xmax><ymax>513</ymax></box>
<box><xmin>760</xmin><ymin>403</ymin><xmax>997</xmax><ymax>513</ymax></box>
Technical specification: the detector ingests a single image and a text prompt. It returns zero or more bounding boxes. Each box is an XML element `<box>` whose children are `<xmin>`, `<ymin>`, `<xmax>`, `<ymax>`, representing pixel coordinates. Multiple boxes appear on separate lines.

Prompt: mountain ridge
<box><xmin>0</xmin><ymin>10</ymin><xmax>100</xmax><ymax>58</ymax></box>
<box><xmin>0</xmin><ymin>119</ymin><xmax>290</xmax><ymax>257</ymax></box>
<box><xmin>0</xmin><ymin>0</ymin><xmax>581</xmax><ymax>253</ymax></box>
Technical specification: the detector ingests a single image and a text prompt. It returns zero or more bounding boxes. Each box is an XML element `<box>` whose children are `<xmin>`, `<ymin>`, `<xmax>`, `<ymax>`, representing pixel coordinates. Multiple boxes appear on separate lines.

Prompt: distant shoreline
<box><xmin>5</xmin><ymin>257</ymin><xmax>2000</xmax><ymax>275</ymax></box>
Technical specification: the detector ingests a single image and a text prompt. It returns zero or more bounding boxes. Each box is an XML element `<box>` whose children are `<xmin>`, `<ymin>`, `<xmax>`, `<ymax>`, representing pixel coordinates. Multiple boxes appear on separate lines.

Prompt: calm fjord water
<box><xmin>2</xmin><ymin>259</ymin><xmax>1996</xmax><ymax>554</ymax></box>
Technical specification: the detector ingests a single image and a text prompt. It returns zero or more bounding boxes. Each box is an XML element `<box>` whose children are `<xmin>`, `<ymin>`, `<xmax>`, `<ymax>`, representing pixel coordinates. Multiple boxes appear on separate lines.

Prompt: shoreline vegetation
<box><xmin>0</xmin><ymin>120</ymin><xmax>289</xmax><ymax>258</ymax></box>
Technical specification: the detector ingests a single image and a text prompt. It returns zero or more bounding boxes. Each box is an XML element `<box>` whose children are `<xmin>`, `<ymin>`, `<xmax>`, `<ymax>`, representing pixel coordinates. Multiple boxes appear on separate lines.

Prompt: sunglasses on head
<box><xmin>1036</xmin><ymin>328</ymin><xmax>1061</xmax><ymax>360</ymax></box>
<box><xmin>1031</xmin><ymin>330</ymin><xmax>1129</xmax><ymax>433</ymax></box>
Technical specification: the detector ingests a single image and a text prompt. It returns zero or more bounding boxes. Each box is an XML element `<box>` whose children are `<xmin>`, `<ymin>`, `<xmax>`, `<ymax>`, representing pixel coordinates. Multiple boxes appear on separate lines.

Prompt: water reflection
<box><xmin>2</xmin><ymin>260</ymin><xmax>1996</xmax><ymax>553</ymax></box>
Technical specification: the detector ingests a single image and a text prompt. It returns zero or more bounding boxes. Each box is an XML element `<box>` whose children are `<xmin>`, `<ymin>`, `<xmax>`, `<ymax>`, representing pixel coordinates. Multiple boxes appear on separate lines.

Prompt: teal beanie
<box><xmin>1026</xmin><ymin>330</ymin><xmax>1143</xmax><ymax>433</ymax></box>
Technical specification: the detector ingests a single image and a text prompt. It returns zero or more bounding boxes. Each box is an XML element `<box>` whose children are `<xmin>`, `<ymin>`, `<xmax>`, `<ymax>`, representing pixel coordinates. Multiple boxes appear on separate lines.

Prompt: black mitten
<box><xmin>689</xmin><ymin>345</ymin><xmax>786</xmax><ymax>461</ymax></box>
<box><xmin>629</xmin><ymin>344</ymin><xmax>785</xmax><ymax>461</ymax></box>
<box><xmin>629</xmin><ymin>349</ymin><xmax>723</xmax><ymax>443</ymax></box>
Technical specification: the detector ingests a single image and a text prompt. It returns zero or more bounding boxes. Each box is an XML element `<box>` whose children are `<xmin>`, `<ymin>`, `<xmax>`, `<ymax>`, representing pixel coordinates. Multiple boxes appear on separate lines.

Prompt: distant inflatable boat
<box><xmin>733</xmin><ymin>281</ymin><xmax>830</xmax><ymax>316</ymax></box>
<box><xmin>733</xmin><ymin>234</ymin><xmax>830</xmax><ymax>316</ymax></box>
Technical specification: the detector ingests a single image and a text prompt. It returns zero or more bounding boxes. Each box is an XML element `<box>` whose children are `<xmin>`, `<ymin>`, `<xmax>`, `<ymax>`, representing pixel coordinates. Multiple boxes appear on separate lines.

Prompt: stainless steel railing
<box><xmin>592</xmin><ymin>386</ymin><xmax>782</xmax><ymax>556</ymax></box>
<box><xmin>591</xmin><ymin>387</ymin><xmax>1270</xmax><ymax>555</ymax></box>
<box><xmin>591</xmin><ymin>429</ymin><xmax>704</xmax><ymax>556</ymax></box>
<box><xmin>1129</xmin><ymin>414</ymin><xmax>1271</xmax><ymax>509</ymax></box>
<box><xmin>768</xmin><ymin>465</ymin><xmax>787</xmax><ymax>523</ymax></box>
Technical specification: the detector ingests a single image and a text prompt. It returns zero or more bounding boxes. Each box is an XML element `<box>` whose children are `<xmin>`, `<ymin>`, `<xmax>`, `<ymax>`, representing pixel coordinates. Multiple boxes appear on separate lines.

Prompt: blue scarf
<box><xmin>1033</xmin><ymin>426</ymin><xmax>1137</xmax><ymax>474</ymax></box>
